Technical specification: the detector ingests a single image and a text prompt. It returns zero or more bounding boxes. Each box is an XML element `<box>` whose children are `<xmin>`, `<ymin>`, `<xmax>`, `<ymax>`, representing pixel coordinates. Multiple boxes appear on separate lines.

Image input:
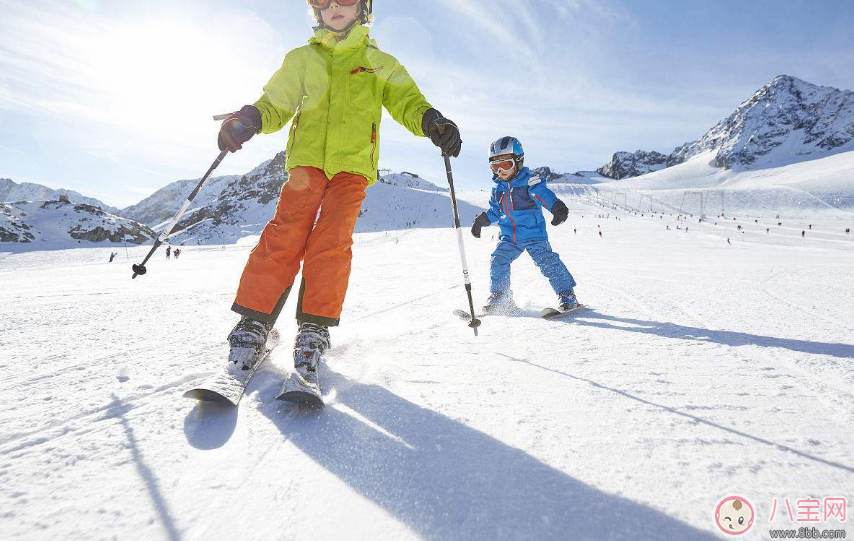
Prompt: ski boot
<box><xmin>278</xmin><ymin>322</ymin><xmax>330</xmax><ymax>406</ymax></box>
<box><xmin>482</xmin><ymin>290</ymin><xmax>519</xmax><ymax>315</ymax></box>
<box><xmin>293</xmin><ymin>322</ymin><xmax>331</xmax><ymax>376</ymax></box>
<box><xmin>558</xmin><ymin>290</ymin><xmax>580</xmax><ymax>312</ymax></box>
<box><xmin>227</xmin><ymin>316</ymin><xmax>274</xmax><ymax>375</ymax></box>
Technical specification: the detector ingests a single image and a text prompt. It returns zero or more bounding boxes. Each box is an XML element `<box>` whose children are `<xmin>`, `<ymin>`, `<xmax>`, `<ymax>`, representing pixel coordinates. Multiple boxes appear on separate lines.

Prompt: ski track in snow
<box><xmin>1</xmin><ymin>193</ymin><xmax>853</xmax><ymax>541</ymax></box>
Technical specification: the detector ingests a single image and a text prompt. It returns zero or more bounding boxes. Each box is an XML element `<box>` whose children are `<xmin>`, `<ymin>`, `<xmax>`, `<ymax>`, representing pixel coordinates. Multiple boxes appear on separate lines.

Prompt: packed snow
<box><xmin>1</xmin><ymin>188</ymin><xmax>852</xmax><ymax>540</ymax></box>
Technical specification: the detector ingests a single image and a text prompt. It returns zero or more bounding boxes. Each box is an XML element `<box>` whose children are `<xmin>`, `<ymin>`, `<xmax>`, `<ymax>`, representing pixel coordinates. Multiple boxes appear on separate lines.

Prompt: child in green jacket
<box><xmin>217</xmin><ymin>0</ymin><xmax>462</xmax><ymax>401</ymax></box>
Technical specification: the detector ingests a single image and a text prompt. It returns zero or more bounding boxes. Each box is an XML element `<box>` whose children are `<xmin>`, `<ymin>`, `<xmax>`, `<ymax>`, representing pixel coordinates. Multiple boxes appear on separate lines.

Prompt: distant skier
<box><xmin>216</xmin><ymin>0</ymin><xmax>462</xmax><ymax>396</ymax></box>
<box><xmin>727</xmin><ymin>238</ymin><xmax>731</xmax><ymax>245</ymax></box>
<box><xmin>109</xmin><ymin>252</ymin><xmax>117</xmax><ymax>263</ymax></box>
<box><xmin>599</xmin><ymin>231</ymin><xmax>603</xmax><ymax>238</ymax></box>
<box><xmin>802</xmin><ymin>230</ymin><xmax>805</xmax><ymax>238</ymax></box>
<box><xmin>174</xmin><ymin>248</ymin><xmax>181</xmax><ymax>259</ymax></box>
<box><xmin>166</xmin><ymin>245</ymin><xmax>171</xmax><ymax>259</ymax></box>
<box><xmin>470</xmin><ymin>136</ymin><xmax>577</xmax><ymax>314</ymax></box>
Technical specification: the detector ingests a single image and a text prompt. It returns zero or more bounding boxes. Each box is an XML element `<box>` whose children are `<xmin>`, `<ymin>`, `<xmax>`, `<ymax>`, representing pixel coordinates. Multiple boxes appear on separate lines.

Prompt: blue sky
<box><xmin>1</xmin><ymin>0</ymin><xmax>853</xmax><ymax>207</ymax></box>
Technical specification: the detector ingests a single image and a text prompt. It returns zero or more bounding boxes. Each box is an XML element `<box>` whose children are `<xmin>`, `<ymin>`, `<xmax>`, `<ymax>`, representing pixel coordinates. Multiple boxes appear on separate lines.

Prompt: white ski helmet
<box><xmin>489</xmin><ymin>136</ymin><xmax>524</xmax><ymax>170</ymax></box>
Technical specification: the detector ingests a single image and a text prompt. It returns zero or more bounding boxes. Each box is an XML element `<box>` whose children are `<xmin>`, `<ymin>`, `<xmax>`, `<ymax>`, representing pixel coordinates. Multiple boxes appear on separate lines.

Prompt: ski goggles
<box><xmin>307</xmin><ymin>0</ymin><xmax>360</xmax><ymax>10</ymax></box>
<box><xmin>489</xmin><ymin>158</ymin><xmax>516</xmax><ymax>174</ymax></box>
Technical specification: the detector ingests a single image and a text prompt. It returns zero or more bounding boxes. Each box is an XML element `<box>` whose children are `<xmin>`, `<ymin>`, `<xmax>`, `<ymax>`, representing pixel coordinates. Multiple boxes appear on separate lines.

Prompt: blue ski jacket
<box><xmin>484</xmin><ymin>167</ymin><xmax>560</xmax><ymax>244</ymax></box>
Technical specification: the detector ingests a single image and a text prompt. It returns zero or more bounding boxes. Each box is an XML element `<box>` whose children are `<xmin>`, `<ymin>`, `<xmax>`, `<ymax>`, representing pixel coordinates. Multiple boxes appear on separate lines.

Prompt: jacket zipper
<box><xmin>503</xmin><ymin>188</ymin><xmax>517</xmax><ymax>244</ymax></box>
<box><xmin>288</xmin><ymin>112</ymin><xmax>302</xmax><ymax>155</ymax></box>
<box><xmin>370</xmin><ymin>122</ymin><xmax>377</xmax><ymax>168</ymax></box>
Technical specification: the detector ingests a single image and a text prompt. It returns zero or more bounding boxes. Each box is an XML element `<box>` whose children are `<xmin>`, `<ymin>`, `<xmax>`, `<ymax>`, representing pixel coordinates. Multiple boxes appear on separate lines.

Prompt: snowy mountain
<box><xmin>596</xmin><ymin>151</ymin><xmax>669</xmax><ymax>180</ymax></box>
<box><xmin>0</xmin><ymin>199</ymin><xmax>153</xmax><ymax>245</ymax></box>
<box><xmin>529</xmin><ymin>166</ymin><xmax>610</xmax><ymax>184</ymax></box>
<box><xmin>594</xmin><ymin>75</ymin><xmax>854</xmax><ymax>180</ymax></box>
<box><xmin>120</xmin><ymin>173</ymin><xmax>242</xmax><ymax>227</ymax></box>
<box><xmin>669</xmin><ymin>75</ymin><xmax>854</xmax><ymax>169</ymax></box>
<box><xmin>159</xmin><ymin>152</ymin><xmax>479</xmax><ymax>245</ymax></box>
<box><xmin>0</xmin><ymin>178</ymin><xmax>119</xmax><ymax>214</ymax></box>
<box><xmin>378</xmin><ymin>171</ymin><xmax>448</xmax><ymax>192</ymax></box>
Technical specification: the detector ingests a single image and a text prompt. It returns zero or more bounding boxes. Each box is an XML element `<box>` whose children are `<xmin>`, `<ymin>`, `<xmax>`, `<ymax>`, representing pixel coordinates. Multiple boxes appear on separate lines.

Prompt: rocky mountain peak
<box><xmin>597</xmin><ymin>151</ymin><xmax>669</xmax><ymax>180</ymax></box>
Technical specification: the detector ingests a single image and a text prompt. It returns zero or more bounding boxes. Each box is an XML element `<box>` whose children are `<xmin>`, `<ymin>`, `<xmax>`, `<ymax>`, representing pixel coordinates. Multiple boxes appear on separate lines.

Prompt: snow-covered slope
<box><xmin>1</xmin><ymin>192</ymin><xmax>851</xmax><ymax>540</ymax></box>
<box><xmin>669</xmin><ymin>75</ymin><xmax>854</xmax><ymax>169</ymax></box>
<box><xmin>0</xmin><ymin>200</ymin><xmax>154</xmax><ymax>246</ymax></box>
<box><xmin>0</xmin><ymin>178</ymin><xmax>119</xmax><ymax>214</ymax></box>
<box><xmin>592</xmin><ymin>149</ymin><xmax>854</xmax><ymax>212</ymax></box>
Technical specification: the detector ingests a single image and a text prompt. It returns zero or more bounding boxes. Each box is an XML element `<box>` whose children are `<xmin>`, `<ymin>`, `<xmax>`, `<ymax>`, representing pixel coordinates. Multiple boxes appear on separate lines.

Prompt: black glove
<box><xmin>422</xmin><ymin>108</ymin><xmax>462</xmax><ymax>157</ymax></box>
<box><xmin>218</xmin><ymin>105</ymin><xmax>262</xmax><ymax>152</ymax></box>
<box><xmin>471</xmin><ymin>212</ymin><xmax>491</xmax><ymax>238</ymax></box>
<box><xmin>551</xmin><ymin>200</ymin><xmax>568</xmax><ymax>226</ymax></box>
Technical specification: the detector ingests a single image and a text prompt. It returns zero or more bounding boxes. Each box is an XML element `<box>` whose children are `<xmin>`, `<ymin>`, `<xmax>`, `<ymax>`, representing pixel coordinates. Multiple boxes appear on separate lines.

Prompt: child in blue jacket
<box><xmin>470</xmin><ymin>136</ymin><xmax>579</xmax><ymax>313</ymax></box>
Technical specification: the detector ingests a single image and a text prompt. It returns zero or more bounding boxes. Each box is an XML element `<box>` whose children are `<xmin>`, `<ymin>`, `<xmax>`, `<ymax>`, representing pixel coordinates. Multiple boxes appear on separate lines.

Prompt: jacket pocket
<box><xmin>349</xmin><ymin>66</ymin><xmax>382</xmax><ymax>107</ymax></box>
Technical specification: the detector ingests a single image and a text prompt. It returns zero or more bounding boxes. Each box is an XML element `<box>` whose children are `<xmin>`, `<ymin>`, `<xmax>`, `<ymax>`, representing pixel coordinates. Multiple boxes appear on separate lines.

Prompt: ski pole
<box><xmin>442</xmin><ymin>152</ymin><xmax>481</xmax><ymax>336</ymax></box>
<box><xmin>131</xmin><ymin>150</ymin><xmax>228</xmax><ymax>279</ymax></box>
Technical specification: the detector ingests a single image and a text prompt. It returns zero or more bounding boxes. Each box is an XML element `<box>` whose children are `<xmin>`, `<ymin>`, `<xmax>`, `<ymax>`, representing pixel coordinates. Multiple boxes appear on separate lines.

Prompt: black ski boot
<box><xmin>227</xmin><ymin>316</ymin><xmax>274</xmax><ymax>374</ymax></box>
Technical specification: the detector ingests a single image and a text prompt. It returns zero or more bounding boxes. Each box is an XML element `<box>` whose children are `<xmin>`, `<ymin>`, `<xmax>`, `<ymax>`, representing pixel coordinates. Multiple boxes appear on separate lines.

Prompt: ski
<box><xmin>183</xmin><ymin>329</ymin><xmax>281</xmax><ymax>406</ymax></box>
<box><xmin>540</xmin><ymin>305</ymin><xmax>587</xmax><ymax>319</ymax></box>
<box><xmin>277</xmin><ymin>368</ymin><xmax>324</xmax><ymax>408</ymax></box>
<box><xmin>454</xmin><ymin>308</ymin><xmax>522</xmax><ymax>320</ymax></box>
<box><xmin>454</xmin><ymin>309</ymin><xmax>483</xmax><ymax>320</ymax></box>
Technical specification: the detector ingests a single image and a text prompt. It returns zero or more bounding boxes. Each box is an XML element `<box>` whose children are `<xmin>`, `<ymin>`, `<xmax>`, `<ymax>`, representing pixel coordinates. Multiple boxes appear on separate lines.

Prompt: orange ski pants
<box><xmin>231</xmin><ymin>166</ymin><xmax>367</xmax><ymax>327</ymax></box>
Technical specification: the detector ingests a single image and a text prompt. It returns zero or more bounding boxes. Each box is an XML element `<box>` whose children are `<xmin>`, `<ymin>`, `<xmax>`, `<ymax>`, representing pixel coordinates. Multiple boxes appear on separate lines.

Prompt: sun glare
<box><xmin>90</xmin><ymin>22</ymin><xmax>231</xmax><ymax>132</ymax></box>
<box><xmin>78</xmin><ymin>11</ymin><xmax>282</xmax><ymax>143</ymax></box>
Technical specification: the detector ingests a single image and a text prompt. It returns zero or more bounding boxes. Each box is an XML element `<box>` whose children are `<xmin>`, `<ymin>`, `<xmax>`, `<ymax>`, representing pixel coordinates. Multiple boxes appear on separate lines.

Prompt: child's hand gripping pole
<box><xmin>436</xmin><ymin>120</ymin><xmax>480</xmax><ymax>335</ymax></box>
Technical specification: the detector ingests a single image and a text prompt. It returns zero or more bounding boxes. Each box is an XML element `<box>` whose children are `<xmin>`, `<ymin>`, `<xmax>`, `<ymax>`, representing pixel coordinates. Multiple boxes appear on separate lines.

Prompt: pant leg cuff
<box><xmin>231</xmin><ymin>303</ymin><xmax>278</xmax><ymax>324</ymax></box>
<box><xmin>231</xmin><ymin>286</ymin><xmax>292</xmax><ymax>324</ymax></box>
<box><xmin>297</xmin><ymin>312</ymin><xmax>340</xmax><ymax>327</ymax></box>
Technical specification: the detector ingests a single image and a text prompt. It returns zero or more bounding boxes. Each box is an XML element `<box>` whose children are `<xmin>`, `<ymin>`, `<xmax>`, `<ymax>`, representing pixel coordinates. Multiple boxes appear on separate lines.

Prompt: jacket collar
<box><xmin>493</xmin><ymin>167</ymin><xmax>532</xmax><ymax>188</ymax></box>
<box><xmin>310</xmin><ymin>25</ymin><xmax>374</xmax><ymax>51</ymax></box>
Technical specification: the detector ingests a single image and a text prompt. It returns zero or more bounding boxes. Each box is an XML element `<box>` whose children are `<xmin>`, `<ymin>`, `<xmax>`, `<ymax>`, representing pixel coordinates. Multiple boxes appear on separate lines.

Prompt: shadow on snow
<box><xmin>567</xmin><ymin>310</ymin><xmax>854</xmax><ymax>360</ymax></box>
<box><xmin>255</xmin><ymin>370</ymin><xmax>719</xmax><ymax>541</ymax></box>
<box><xmin>494</xmin><ymin>354</ymin><xmax>854</xmax><ymax>477</ymax></box>
<box><xmin>109</xmin><ymin>394</ymin><xmax>182</xmax><ymax>541</ymax></box>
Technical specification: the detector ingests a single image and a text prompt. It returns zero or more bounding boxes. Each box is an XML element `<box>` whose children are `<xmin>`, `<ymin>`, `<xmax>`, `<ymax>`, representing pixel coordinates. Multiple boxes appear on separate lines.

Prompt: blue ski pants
<box><xmin>490</xmin><ymin>240</ymin><xmax>576</xmax><ymax>295</ymax></box>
